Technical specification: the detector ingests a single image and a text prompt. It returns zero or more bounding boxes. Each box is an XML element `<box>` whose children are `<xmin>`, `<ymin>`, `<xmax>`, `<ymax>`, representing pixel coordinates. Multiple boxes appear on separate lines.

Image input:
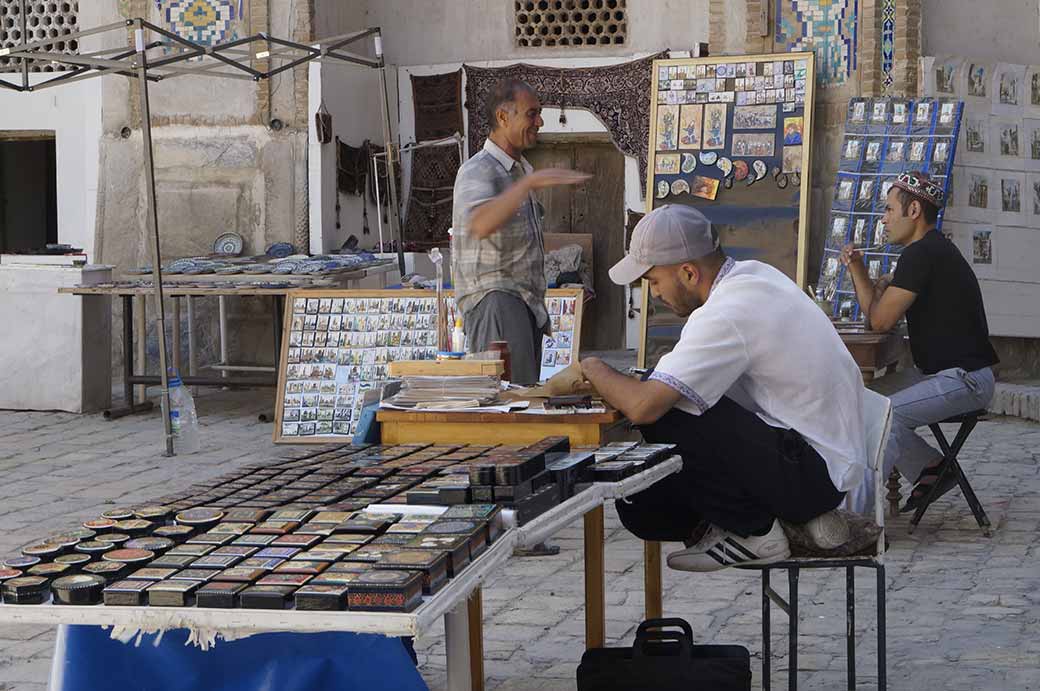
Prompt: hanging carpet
<box><xmin>411</xmin><ymin>69</ymin><xmax>464</xmax><ymax>142</ymax></box>
<box><xmin>463</xmin><ymin>52</ymin><xmax>667</xmax><ymax>197</ymax></box>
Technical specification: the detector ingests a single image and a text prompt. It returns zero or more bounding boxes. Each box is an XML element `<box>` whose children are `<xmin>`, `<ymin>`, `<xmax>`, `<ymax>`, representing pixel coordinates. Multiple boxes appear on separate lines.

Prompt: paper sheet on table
<box><xmin>379</xmin><ymin>401</ymin><xmax>530</xmax><ymax>413</ymax></box>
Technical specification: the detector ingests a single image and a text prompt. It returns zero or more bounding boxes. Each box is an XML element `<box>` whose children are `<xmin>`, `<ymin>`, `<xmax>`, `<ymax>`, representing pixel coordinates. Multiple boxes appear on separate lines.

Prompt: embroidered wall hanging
<box><xmin>775</xmin><ymin>0</ymin><xmax>858</xmax><ymax>87</ymax></box>
<box><xmin>402</xmin><ymin>142</ymin><xmax>461</xmax><ymax>250</ymax></box>
<box><xmin>464</xmin><ymin>52</ymin><xmax>667</xmax><ymax>197</ymax></box>
<box><xmin>411</xmin><ymin>70</ymin><xmax>464</xmax><ymax>142</ymax></box>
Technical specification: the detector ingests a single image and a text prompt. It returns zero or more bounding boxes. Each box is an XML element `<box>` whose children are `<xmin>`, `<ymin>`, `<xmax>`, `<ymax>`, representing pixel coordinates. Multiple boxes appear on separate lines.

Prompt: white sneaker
<box><xmin>666</xmin><ymin>520</ymin><xmax>791</xmax><ymax>572</ymax></box>
<box><xmin>802</xmin><ymin>509</ymin><xmax>850</xmax><ymax>550</ymax></box>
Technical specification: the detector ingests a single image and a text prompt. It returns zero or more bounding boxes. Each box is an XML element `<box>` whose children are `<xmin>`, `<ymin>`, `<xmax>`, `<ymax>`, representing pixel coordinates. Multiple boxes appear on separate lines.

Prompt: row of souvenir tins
<box><xmin>0</xmin><ymin>439</ymin><xmax>677</xmax><ymax>610</ymax></box>
<box><xmin>0</xmin><ymin>503</ymin><xmax>501</xmax><ymax>611</ymax></box>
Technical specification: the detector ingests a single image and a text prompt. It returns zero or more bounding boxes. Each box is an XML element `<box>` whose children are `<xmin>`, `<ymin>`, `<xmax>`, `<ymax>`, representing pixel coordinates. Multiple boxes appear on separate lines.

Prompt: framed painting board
<box><xmin>274</xmin><ymin>288</ymin><xmax>584</xmax><ymax>444</ymax></box>
<box><xmin>638</xmin><ymin>52</ymin><xmax>816</xmax><ymax>369</ymax></box>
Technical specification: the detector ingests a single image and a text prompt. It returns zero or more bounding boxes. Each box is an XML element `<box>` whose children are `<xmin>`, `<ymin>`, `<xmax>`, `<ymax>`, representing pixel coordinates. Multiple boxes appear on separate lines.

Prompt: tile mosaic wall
<box><xmin>776</xmin><ymin>0</ymin><xmax>859</xmax><ymax>87</ymax></box>
<box><xmin>158</xmin><ymin>0</ymin><xmax>242</xmax><ymax>46</ymax></box>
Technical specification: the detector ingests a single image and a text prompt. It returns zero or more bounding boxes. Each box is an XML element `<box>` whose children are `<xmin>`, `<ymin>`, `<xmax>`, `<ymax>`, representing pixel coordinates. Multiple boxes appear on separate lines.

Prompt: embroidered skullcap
<box><xmin>891</xmin><ymin>171</ymin><xmax>945</xmax><ymax>209</ymax></box>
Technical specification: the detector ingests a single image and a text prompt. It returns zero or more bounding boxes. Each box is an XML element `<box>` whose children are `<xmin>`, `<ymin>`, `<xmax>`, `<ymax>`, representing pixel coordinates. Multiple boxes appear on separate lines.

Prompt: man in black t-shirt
<box><xmin>841</xmin><ymin>172</ymin><xmax>998</xmax><ymax>511</ymax></box>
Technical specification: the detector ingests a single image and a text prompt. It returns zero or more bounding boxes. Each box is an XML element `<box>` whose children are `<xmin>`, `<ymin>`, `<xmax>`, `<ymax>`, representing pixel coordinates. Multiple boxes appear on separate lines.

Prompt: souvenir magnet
<box><xmin>670</xmin><ymin>179</ymin><xmax>690</xmax><ymax>196</ymax></box>
<box><xmin>777</xmin><ymin>174</ymin><xmax>789</xmax><ymax>189</ymax></box>
<box><xmin>698</xmin><ymin>151</ymin><xmax>718</xmax><ymax>166</ymax></box>
<box><xmin>680</xmin><ymin>153</ymin><xmax>697</xmax><ymax>174</ymax></box>
<box><xmin>753</xmin><ymin>160</ymin><xmax>768</xmax><ymax>181</ymax></box>
<box><xmin>732</xmin><ymin>160</ymin><xmax>750</xmax><ymax>181</ymax></box>
<box><xmin>716</xmin><ymin>157</ymin><xmax>733</xmax><ymax>177</ymax></box>
<box><xmin>655</xmin><ymin>180</ymin><xmax>669</xmax><ymax>199</ymax></box>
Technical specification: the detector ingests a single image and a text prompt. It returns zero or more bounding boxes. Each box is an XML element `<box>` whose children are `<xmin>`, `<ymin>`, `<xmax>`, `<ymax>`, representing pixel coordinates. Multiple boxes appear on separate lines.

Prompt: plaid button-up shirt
<box><xmin>451</xmin><ymin>139</ymin><xmax>549</xmax><ymax>333</ymax></box>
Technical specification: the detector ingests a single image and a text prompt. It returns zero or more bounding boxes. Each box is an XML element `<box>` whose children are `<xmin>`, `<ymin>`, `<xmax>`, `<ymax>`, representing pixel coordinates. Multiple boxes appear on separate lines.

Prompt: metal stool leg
<box><xmin>846</xmin><ymin>566</ymin><xmax>856</xmax><ymax>690</ymax></box>
<box><xmin>877</xmin><ymin>563</ymin><xmax>887</xmax><ymax>691</ymax></box>
<box><xmin>763</xmin><ymin>570</ymin><xmax>771</xmax><ymax>691</ymax></box>
<box><xmin>788</xmin><ymin>567</ymin><xmax>799</xmax><ymax>691</ymax></box>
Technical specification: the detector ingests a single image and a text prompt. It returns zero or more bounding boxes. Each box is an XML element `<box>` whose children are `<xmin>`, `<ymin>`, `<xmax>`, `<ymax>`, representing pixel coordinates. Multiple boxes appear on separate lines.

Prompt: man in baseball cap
<box><xmin>840</xmin><ymin>172</ymin><xmax>997</xmax><ymax>512</ymax></box>
<box><xmin>581</xmin><ymin>204</ymin><xmax>868</xmax><ymax>571</ymax></box>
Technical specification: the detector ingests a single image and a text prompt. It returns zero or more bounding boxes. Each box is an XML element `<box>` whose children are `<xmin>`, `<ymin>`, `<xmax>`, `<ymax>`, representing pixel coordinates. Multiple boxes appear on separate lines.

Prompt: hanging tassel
<box><xmin>558</xmin><ymin>74</ymin><xmax>567</xmax><ymax>125</ymax></box>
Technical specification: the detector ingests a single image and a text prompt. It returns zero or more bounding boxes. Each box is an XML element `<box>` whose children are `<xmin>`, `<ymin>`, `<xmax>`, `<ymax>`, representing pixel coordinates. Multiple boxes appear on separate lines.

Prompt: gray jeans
<box><xmin>463</xmin><ymin>291</ymin><xmax>544</xmax><ymax>386</ymax></box>
<box><xmin>883</xmin><ymin>366</ymin><xmax>995</xmax><ymax>482</ymax></box>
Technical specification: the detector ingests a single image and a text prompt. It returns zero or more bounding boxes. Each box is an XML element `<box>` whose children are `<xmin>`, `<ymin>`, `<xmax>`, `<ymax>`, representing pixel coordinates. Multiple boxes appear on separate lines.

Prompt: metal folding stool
<box><xmin>737</xmin><ymin>390</ymin><xmax>892</xmax><ymax>690</ymax></box>
<box><xmin>908</xmin><ymin>409</ymin><xmax>992</xmax><ymax>537</ymax></box>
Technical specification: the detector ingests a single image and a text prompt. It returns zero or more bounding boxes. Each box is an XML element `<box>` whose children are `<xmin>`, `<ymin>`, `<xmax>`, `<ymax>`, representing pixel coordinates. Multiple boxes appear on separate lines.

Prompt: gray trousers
<box><xmin>883</xmin><ymin>366</ymin><xmax>995</xmax><ymax>482</ymax></box>
<box><xmin>463</xmin><ymin>291</ymin><xmax>543</xmax><ymax>386</ymax></box>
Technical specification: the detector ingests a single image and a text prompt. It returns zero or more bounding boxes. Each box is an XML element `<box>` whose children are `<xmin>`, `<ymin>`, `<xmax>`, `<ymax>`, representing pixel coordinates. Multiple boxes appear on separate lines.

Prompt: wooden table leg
<box><xmin>886</xmin><ymin>468</ymin><xmax>901</xmax><ymax>517</ymax></box>
<box><xmin>644</xmin><ymin>541</ymin><xmax>662</xmax><ymax>620</ymax></box>
<box><xmin>468</xmin><ymin>587</ymin><xmax>485</xmax><ymax>691</ymax></box>
<box><xmin>584</xmin><ymin>505</ymin><xmax>605</xmax><ymax>649</ymax></box>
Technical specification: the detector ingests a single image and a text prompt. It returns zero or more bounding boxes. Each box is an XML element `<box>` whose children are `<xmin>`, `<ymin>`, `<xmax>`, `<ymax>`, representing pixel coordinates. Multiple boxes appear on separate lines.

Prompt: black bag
<box><xmin>577</xmin><ymin>618</ymin><xmax>751</xmax><ymax>691</ymax></box>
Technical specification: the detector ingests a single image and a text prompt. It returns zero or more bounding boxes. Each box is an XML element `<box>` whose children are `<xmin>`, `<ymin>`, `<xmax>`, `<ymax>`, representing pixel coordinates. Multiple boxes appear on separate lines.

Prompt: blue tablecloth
<box><xmin>52</xmin><ymin>625</ymin><xmax>427</xmax><ymax>691</ymax></box>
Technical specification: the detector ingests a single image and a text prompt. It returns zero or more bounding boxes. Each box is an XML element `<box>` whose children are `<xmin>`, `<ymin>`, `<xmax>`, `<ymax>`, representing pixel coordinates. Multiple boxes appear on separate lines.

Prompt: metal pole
<box><xmin>18</xmin><ymin>0</ymin><xmax>29</xmax><ymax>91</ymax></box>
<box><xmin>134</xmin><ymin>20</ymin><xmax>175</xmax><ymax>456</ymax></box>
<box><xmin>373</xmin><ymin>31</ymin><xmax>406</xmax><ymax>277</ymax></box>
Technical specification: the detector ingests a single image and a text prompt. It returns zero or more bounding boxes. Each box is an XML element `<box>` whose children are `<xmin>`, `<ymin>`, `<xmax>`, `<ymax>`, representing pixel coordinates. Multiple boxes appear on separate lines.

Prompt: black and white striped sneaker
<box><xmin>666</xmin><ymin>520</ymin><xmax>790</xmax><ymax>572</ymax></box>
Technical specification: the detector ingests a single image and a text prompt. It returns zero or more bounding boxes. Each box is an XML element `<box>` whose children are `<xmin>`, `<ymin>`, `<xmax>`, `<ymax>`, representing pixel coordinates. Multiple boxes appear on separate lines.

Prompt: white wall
<box><xmin>0</xmin><ymin>75</ymin><xmax>103</xmax><ymax>260</ymax></box>
<box><xmin>921</xmin><ymin>1</ymin><xmax>1040</xmax><ymax>338</ymax></box>
<box><xmin>308</xmin><ymin>60</ymin><xmax>388</xmax><ymax>254</ymax></box>
<box><xmin>922</xmin><ymin>0</ymin><xmax>1040</xmax><ymax>66</ymax></box>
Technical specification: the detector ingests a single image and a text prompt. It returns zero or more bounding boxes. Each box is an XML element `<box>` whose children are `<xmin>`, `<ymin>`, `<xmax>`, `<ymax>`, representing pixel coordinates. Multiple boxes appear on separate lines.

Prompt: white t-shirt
<box><xmin>650</xmin><ymin>258</ymin><xmax>867</xmax><ymax>491</ymax></box>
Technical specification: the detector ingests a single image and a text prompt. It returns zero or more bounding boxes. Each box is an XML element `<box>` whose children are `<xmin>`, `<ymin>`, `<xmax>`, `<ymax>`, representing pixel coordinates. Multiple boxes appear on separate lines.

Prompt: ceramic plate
<box><xmin>213</xmin><ymin>233</ymin><xmax>244</xmax><ymax>256</ymax></box>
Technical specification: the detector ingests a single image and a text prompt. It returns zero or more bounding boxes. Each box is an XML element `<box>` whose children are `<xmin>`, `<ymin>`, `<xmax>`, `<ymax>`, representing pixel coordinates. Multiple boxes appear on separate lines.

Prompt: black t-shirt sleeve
<box><xmin>890</xmin><ymin>242</ymin><xmax>930</xmax><ymax>294</ymax></box>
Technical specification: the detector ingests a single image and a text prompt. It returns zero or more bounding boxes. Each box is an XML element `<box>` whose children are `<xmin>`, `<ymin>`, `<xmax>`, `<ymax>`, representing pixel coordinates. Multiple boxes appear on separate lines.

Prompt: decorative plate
<box><xmin>213</xmin><ymin>233</ymin><xmax>244</xmax><ymax>256</ymax></box>
<box><xmin>716</xmin><ymin>157</ymin><xmax>733</xmax><ymax>177</ymax></box>
<box><xmin>698</xmin><ymin>151</ymin><xmax>718</xmax><ymax>165</ymax></box>
<box><xmin>732</xmin><ymin>160</ymin><xmax>750</xmax><ymax>181</ymax></box>
<box><xmin>243</xmin><ymin>264</ymin><xmax>273</xmax><ymax>274</ymax></box>
<box><xmin>753</xmin><ymin>160</ymin><xmax>768</xmax><ymax>181</ymax></box>
<box><xmin>656</xmin><ymin>180</ymin><xmax>670</xmax><ymax>199</ymax></box>
<box><xmin>265</xmin><ymin>242</ymin><xmax>296</xmax><ymax>259</ymax></box>
<box><xmin>670</xmin><ymin>179</ymin><xmax>690</xmax><ymax>195</ymax></box>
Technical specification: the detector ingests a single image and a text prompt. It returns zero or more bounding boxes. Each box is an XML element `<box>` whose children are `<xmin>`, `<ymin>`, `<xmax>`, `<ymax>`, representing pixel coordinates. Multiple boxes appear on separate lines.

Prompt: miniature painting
<box><xmin>678</xmin><ymin>105</ymin><xmax>703</xmax><ymax>149</ymax></box>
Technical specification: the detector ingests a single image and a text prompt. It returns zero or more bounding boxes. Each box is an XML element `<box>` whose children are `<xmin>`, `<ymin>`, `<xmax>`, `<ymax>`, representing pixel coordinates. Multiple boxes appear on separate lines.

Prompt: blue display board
<box><xmin>819</xmin><ymin>97</ymin><xmax>963</xmax><ymax>318</ymax></box>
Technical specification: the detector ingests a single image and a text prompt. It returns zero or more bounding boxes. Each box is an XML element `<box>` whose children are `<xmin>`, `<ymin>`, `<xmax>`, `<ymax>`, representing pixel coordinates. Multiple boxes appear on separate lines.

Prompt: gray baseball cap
<box><xmin>608</xmin><ymin>204</ymin><xmax>719</xmax><ymax>285</ymax></box>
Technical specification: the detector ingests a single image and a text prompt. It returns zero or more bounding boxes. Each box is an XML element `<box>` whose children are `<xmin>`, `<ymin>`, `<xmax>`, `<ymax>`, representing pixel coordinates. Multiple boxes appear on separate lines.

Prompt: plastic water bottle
<box><xmin>167</xmin><ymin>372</ymin><xmax>201</xmax><ymax>454</ymax></box>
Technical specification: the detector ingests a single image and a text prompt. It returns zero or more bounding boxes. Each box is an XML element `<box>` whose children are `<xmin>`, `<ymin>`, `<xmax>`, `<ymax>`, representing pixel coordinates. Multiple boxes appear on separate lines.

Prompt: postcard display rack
<box><xmin>820</xmin><ymin>97</ymin><xmax>963</xmax><ymax>318</ymax></box>
<box><xmin>640</xmin><ymin>53</ymin><xmax>817</xmax><ymax>368</ymax></box>
<box><xmin>275</xmin><ymin>289</ymin><xmax>583</xmax><ymax>443</ymax></box>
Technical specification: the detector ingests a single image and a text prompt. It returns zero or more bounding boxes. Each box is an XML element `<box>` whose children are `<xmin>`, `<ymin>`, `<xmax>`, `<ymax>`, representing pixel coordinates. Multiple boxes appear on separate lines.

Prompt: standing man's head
<box><xmin>609</xmin><ymin>205</ymin><xmax>726</xmax><ymax>317</ymax></box>
<box><xmin>882</xmin><ymin>171</ymin><xmax>944</xmax><ymax>245</ymax></box>
<box><xmin>486</xmin><ymin>79</ymin><xmax>543</xmax><ymax>157</ymax></box>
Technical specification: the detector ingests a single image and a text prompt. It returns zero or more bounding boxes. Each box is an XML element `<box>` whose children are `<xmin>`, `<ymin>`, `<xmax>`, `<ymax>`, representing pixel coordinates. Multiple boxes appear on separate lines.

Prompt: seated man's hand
<box><xmin>578</xmin><ymin>357</ymin><xmax>601</xmax><ymax>380</ymax></box>
<box><xmin>839</xmin><ymin>243</ymin><xmax>863</xmax><ymax>268</ymax></box>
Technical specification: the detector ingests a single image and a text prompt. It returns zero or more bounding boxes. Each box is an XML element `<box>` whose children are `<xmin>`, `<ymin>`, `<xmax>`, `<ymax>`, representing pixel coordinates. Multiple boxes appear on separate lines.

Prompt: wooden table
<box><xmin>58</xmin><ymin>264</ymin><xmax>395</xmax><ymax>419</ymax></box>
<box><xmin>377</xmin><ymin>407</ymin><xmax>667</xmax><ymax>670</ymax></box>
<box><xmin>836</xmin><ymin>323</ymin><xmax>906</xmax><ymax>382</ymax></box>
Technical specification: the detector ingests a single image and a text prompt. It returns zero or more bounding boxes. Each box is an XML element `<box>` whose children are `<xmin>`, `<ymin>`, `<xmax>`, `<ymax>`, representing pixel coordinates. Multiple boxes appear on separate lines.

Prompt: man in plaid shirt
<box><xmin>451</xmin><ymin>79</ymin><xmax>589</xmax><ymax>385</ymax></box>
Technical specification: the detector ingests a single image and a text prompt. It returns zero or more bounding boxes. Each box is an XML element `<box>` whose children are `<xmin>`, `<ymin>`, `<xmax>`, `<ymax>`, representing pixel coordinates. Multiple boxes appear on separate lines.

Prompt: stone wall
<box><xmin>94</xmin><ymin>0</ymin><xmax>315</xmax><ymax>379</ymax></box>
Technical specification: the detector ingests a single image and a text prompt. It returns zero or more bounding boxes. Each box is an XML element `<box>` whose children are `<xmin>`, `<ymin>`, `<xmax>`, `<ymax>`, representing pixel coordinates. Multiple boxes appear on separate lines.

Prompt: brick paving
<box><xmin>1</xmin><ymin>388</ymin><xmax>1038</xmax><ymax>690</ymax></box>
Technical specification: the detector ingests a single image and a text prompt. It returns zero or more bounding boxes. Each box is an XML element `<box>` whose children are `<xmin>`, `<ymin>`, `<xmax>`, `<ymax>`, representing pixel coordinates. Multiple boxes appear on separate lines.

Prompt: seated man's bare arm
<box><xmin>580</xmin><ymin>357</ymin><xmax>680</xmax><ymax>425</ymax></box>
<box><xmin>866</xmin><ymin>284</ymin><xmax>916</xmax><ymax>332</ymax></box>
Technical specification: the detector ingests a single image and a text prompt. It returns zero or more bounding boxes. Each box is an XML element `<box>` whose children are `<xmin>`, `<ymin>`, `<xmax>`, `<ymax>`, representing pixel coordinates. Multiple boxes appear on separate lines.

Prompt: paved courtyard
<box><xmin>0</xmin><ymin>387</ymin><xmax>1038</xmax><ymax>690</ymax></box>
